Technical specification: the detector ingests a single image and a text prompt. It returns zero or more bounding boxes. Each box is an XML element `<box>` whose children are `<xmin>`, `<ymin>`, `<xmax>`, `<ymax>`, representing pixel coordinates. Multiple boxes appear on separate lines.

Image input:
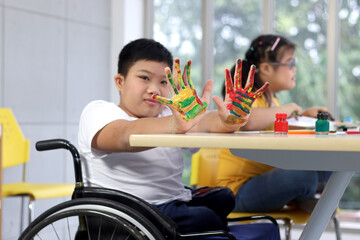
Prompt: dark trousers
<box><xmin>154</xmin><ymin>187</ymin><xmax>235</xmax><ymax>234</ymax></box>
<box><xmin>234</xmin><ymin>169</ymin><xmax>332</xmax><ymax>212</ymax></box>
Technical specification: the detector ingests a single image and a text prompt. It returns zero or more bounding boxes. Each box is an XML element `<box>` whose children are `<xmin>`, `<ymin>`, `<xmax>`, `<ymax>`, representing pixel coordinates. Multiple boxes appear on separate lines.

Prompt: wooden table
<box><xmin>130</xmin><ymin>132</ymin><xmax>360</xmax><ymax>240</ymax></box>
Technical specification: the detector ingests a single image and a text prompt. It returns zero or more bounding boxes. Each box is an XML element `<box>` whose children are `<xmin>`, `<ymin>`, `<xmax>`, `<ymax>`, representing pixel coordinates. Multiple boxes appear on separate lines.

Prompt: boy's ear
<box><xmin>114</xmin><ymin>74</ymin><xmax>125</xmax><ymax>91</ymax></box>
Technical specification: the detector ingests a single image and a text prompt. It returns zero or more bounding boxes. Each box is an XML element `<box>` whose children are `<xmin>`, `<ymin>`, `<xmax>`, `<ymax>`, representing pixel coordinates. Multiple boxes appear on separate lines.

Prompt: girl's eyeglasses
<box><xmin>267</xmin><ymin>58</ymin><xmax>296</xmax><ymax>70</ymax></box>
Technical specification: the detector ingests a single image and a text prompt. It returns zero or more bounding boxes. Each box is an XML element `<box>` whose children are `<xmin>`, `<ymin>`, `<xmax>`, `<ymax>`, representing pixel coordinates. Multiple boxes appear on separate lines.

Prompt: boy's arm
<box><xmin>92</xmin><ymin>85</ymin><xmax>211</xmax><ymax>152</ymax></box>
<box><xmin>92</xmin><ymin>114</ymin><xmax>201</xmax><ymax>152</ymax></box>
<box><xmin>92</xmin><ymin>117</ymin><xmax>170</xmax><ymax>152</ymax></box>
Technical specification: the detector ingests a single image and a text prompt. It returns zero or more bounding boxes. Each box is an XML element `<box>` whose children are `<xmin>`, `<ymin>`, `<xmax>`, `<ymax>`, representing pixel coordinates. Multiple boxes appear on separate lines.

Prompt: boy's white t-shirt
<box><xmin>78</xmin><ymin>100</ymin><xmax>192</xmax><ymax>205</ymax></box>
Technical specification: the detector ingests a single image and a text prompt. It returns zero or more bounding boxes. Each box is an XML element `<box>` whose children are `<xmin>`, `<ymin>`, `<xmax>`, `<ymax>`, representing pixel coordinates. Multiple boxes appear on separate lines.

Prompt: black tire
<box><xmin>19</xmin><ymin>198</ymin><xmax>166</xmax><ymax>240</ymax></box>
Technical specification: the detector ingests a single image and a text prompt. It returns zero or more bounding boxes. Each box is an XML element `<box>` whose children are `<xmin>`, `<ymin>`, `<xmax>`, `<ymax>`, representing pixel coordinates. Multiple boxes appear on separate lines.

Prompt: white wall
<box><xmin>0</xmin><ymin>0</ymin><xmax>112</xmax><ymax>239</ymax></box>
<box><xmin>110</xmin><ymin>0</ymin><xmax>146</xmax><ymax>102</ymax></box>
<box><xmin>1</xmin><ymin>0</ymin><xmax>147</xmax><ymax>238</ymax></box>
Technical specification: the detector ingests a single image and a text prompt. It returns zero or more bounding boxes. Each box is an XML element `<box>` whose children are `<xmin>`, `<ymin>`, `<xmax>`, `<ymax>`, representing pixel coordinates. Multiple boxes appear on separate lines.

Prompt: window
<box><xmin>339</xmin><ymin>0</ymin><xmax>360</xmax><ymax>121</ymax></box>
<box><xmin>274</xmin><ymin>0</ymin><xmax>328</xmax><ymax>108</ymax></box>
<box><xmin>154</xmin><ymin>0</ymin><xmax>202</xmax><ymax>91</ymax></box>
<box><xmin>213</xmin><ymin>0</ymin><xmax>263</xmax><ymax>97</ymax></box>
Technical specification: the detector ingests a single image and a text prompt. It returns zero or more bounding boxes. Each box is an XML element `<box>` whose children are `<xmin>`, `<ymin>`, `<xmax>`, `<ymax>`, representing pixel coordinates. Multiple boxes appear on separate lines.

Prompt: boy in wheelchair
<box><xmin>77</xmin><ymin>38</ymin><xmax>269</xmax><ymax>234</ymax></box>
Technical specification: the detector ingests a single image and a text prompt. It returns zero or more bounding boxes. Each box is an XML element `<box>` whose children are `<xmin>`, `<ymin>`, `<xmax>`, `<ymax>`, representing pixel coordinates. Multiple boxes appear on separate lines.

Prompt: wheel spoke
<box><xmin>110</xmin><ymin>225</ymin><xmax>117</xmax><ymax>240</ymax></box>
<box><xmin>66</xmin><ymin>217</ymin><xmax>71</xmax><ymax>239</ymax></box>
<box><xmin>97</xmin><ymin>217</ymin><xmax>102</xmax><ymax>240</ymax></box>
<box><xmin>50</xmin><ymin>223</ymin><xmax>61</xmax><ymax>239</ymax></box>
<box><xmin>35</xmin><ymin>233</ymin><xmax>43</xmax><ymax>240</ymax></box>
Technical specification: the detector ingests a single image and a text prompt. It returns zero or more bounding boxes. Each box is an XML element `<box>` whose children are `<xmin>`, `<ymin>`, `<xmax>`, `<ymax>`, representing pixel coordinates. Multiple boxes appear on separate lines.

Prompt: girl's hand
<box><xmin>302</xmin><ymin>107</ymin><xmax>329</xmax><ymax>118</ymax></box>
<box><xmin>283</xmin><ymin>103</ymin><xmax>303</xmax><ymax>118</ymax></box>
<box><xmin>222</xmin><ymin>59</ymin><xmax>269</xmax><ymax>124</ymax></box>
<box><xmin>153</xmin><ymin>58</ymin><xmax>209</xmax><ymax>121</ymax></box>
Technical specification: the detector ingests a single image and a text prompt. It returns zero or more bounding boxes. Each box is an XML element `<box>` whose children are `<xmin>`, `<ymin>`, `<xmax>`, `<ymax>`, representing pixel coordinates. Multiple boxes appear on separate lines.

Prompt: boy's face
<box><xmin>115</xmin><ymin>60</ymin><xmax>170</xmax><ymax>118</ymax></box>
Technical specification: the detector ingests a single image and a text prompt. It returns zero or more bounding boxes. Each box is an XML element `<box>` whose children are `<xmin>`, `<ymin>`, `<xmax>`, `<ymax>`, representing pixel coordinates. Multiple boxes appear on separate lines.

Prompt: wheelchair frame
<box><xmin>19</xmin><ymin>139</ymin><xmax>278</xmax><ymax>240</ymax></box>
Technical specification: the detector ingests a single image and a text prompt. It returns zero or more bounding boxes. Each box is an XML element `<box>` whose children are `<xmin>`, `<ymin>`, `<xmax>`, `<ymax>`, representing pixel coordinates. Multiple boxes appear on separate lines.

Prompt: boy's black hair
<box><xmin>223</xmin><ymin>34</ymin><xmax>296</xmax><ymax>106</ymax></box>
<box><xmin>117</xmin><ymin>38</ymin><xmax>173</xmax><ymax>77</ymax></box>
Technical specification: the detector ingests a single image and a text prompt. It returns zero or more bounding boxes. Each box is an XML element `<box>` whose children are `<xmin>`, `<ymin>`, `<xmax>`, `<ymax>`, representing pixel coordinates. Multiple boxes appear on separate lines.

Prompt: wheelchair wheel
<box><xmin>19</xmin><ymin>198</ymin><xmax>166</xmax><ymax>240</ymax></box>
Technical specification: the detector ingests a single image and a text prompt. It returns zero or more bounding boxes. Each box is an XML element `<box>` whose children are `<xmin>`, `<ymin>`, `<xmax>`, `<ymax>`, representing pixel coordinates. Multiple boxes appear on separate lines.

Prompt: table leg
<box><xmin>299</xmin><ymin>171</ymin><xmax>354</xmax><ymax>240</ymax></box>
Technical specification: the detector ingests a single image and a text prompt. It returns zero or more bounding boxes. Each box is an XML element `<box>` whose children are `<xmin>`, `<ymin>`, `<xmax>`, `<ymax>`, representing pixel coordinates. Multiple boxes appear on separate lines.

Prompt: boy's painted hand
<box><xmin>224</xmin><ymin>59</ymin><xmax>269</xmax><ymax>124</ymax></box>
<box><xmin>153</xmin><ymin>58</ymin><xmax>208</xmax><ymax>121</ymax></box>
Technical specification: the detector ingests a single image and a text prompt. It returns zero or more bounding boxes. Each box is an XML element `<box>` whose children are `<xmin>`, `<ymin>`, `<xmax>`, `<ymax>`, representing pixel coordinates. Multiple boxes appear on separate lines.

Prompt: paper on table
<box><xmin>287</xmin><ymin>116</ymin><xmax>317</xmax><ymax>128</ymax></box>
<box><xmin>288</xmin><ymin>116</ymin><xmax>341</xmax><ymax>131</ymax></box>
<box><xmin>333</xmin><ymin>121</ymin><xmax>358</xmax><ymax>129</ymax></box>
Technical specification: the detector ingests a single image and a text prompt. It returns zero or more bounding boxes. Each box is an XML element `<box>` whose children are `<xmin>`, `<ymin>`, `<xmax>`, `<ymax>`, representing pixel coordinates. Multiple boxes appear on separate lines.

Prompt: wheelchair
<box><xmin>19</xmin><ymin>139</ymin><xmax>280</xmax><ymax>240</ymax></box>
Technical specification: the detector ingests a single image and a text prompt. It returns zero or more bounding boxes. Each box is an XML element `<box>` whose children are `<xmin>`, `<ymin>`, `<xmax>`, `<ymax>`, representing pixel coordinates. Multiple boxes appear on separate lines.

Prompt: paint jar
<box><xmin>316</xmin><ymin>112</ymin><xmax>329</xmax><ymax>135</ymax></box>
<box><xmin>274</xmin><ymin>113</ymin><xmax>288</xmax><ymax>135</ymax></box>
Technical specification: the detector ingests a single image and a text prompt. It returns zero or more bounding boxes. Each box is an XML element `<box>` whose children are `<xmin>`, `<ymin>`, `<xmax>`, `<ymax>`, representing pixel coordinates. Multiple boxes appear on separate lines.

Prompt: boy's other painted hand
<box><xmin>153</xmin><ymin>58</ymin><xmax>208</xmax><ymax>121</ymax></box>
<box><xmin>224</xmin><ymin>59</ymin><xmax>269</xmax><ymax>124</ymax></box>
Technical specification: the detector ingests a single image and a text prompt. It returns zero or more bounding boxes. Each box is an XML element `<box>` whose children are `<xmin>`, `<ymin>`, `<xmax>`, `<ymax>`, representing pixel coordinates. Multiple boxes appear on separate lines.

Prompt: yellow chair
<box><xmin>0</xmin><ymin>108</ymin><xmax>75</xmax><ymax>226</ymax></box>
<box><xmin>1</xmin><ymin>122</ymin><xmax>4</xmax><ymax>237</ymax></box>
<box><xmin>191</xmin><ymin>148</ymin><xmax>341</xmax><ymax>240</ymax></box>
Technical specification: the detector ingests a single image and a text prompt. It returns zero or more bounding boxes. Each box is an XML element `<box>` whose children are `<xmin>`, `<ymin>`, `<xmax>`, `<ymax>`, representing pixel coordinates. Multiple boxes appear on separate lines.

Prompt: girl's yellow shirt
<box><xmin>216</xmin><ymin>95</ymin><xmax>280</xmax><ymax>194</ymax></box>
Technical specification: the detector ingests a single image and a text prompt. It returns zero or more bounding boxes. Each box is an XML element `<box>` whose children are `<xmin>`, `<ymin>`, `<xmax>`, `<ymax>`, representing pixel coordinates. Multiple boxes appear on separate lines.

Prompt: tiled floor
<box><xmin>279</xmin><ymin>224</ymin><xmax>360</xmax><ymax>240</ymax></box>
<box><xmin>276</xmin><ymin>210</ymin><xmax>360</xmax><ymax>239</ymax></box>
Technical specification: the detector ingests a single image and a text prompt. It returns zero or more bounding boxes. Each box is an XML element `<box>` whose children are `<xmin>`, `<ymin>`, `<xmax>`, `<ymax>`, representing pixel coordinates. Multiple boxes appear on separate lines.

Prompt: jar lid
<box><xmin>276</xmin><ymin>113</ymin><xmax>287</xmax><ymax>119</ymax></box>
<box><xmin>317</xmin><ymin>112</ymin><xmax>329</xmax><ymax>120</ymax></box>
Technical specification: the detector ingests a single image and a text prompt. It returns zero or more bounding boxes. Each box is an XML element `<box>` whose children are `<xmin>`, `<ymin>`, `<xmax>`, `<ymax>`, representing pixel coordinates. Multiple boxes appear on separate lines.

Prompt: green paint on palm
<box><xmin>185</xmin><ymin>102</ymin><xmax>208</xmax><ymax>119</ymax></box>
<box><xmin>168</xmin><ymin>72</ymin><xmax>178</xmax><ymax>94</ymax></box>
<box><xmin>178</xmin><ymin>96</ymin><xmax>195</xmax><ymax>108</ymax></box>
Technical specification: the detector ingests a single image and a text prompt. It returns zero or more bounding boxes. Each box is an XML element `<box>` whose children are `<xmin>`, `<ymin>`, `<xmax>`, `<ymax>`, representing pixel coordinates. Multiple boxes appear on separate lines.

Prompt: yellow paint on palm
<box><xmin>172</xmin><ymin>87</ymin><xmax>207</xmax><ymax>120</ymax></box>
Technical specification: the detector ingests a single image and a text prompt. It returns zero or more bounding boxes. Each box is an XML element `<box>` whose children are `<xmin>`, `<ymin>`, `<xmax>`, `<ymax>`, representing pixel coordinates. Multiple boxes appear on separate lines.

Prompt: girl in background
<box><xmin>216</xmin><ymin>34</ymin><xmax>331</xmax><ymax>213</ymax></box>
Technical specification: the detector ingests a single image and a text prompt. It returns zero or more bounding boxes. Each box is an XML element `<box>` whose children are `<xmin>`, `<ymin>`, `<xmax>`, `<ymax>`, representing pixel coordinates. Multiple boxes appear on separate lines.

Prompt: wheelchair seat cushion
<box><xmin>228</xmin><ymin>223</ymin><xmax>280</xmax><ymax>240</ymax></box>
<box><xmin>189</xmin><ymin>223</ymin><xmax>280</xmax><ymax>240</ymax></box>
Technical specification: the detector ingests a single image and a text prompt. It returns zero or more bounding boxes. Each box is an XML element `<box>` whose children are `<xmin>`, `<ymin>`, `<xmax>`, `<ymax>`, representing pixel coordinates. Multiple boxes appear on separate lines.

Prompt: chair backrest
<box><xmin>0</xmin><ymin>108</ymin><xmax>30</xmax><ymax>168</ymax></box>
<box><xmin>190</xmin><ymin>148</ymin><xmax>221</xmax><ymax>187</ymax></box>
